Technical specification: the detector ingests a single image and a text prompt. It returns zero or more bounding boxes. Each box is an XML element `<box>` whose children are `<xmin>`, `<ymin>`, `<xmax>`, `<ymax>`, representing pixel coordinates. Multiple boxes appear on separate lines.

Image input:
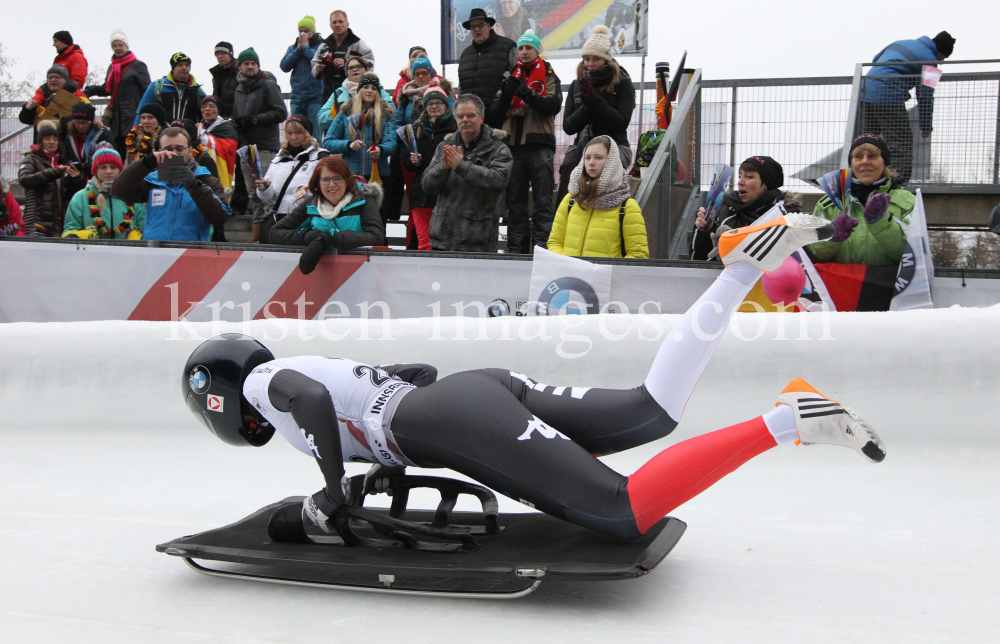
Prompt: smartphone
<box><xmin>157</xmin><ymin>154</ymin><xmax>184</xmax><ymax>179</ymax></box>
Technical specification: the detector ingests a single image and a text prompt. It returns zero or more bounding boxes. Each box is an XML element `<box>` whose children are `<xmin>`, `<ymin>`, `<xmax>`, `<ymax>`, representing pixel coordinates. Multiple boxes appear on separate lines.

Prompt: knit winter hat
<box><xmin>409</xmin><ymin>46</ymin><xmax>428</xmax><ymax>59</ymax></box>
<box><xmin>517</xmin><ymin>29</ymin><xmax>542</xmax><ymax>55</ymax></box>
<box><xmin>849</xmin><ymin>134</ymin><xmax>891</xmax><ymax>167</ymax></box>
<box><xmin>53</xmin><ymin>31</ymin><xmax>73</xmax><ymax>46</ymax></box>
<box><xmin>411</xmin><ymin>57</ymin><xmax>434</xmax><ymax>76</ymax></box>
<box><xmin>91</xmin><ymin>142</ymin><xmax>123</xmax><ymax>175</ymax></box>
<box><xmin>170</xmin><ymin>52</ymin><xmax>192</xmax><ymax>70</ymax></box>
<box><xmin>237</xmin><ymin>47</ymin><xmax>260</xmax><ymax>67</ymax></box>
<box><xmin>109</xmin><ymin>28</ymin><xmax>128</xmax><ymax>48</ymax></box>
<box><xmin>36</xmin><ymin>120</ymin><xmax>60</xmax><ymax>140</ymax></box>
<box><xmin>298</xmin><ymin>15</ymin><xmax>316</xmax><ymax>32</ymax></box>
<box><xmin>285</xmin><ymin>114</ymin><xmax>313</xmax><ymax>136</ymax></box>
<box><xmin>742</xmin><ymin>156</ymin><xmax>784</xmax><ymax>190</ymax></box>
<box><xmin>170</xmin><ymin>119</ymin><xmax>199</xmax><ymax>146</ymax></box>
<box><xmin>201</xmin><ymin>95</ymin><xmax>220</xmax><ymax>109</ymax></box>
<box><xmin>581</xmin><ymin>25</ymin><xmax>613</xmax><ymax>62</ymax></box>
<box><xmin>422</xmin><ymin>80</ymin><xmax>450</xmax><ymax>105</ymax></box>
<box><xmin>932</xmin><ymin>31</ymin><xmax>956</xmax><ymax>59</ymax></box>
<box><xmin>139</xmin><ymin>102</ymin><xmax>168</xmax><ymax>128</ymax></box>
<box><xmin>358</xmin><ymin>73</ymin><xmax>381</xmax><ymax>90</ymax></box>
<box><xmin>215</xmin><ymin>42</ymin><xmax>235</xmax><ymax>57</ymax></box>
<box><xmin>46</xmin><ymin>65</ymin><xmax>70</xmax><ymax>82</ymax></box>
<box><xmin>71</xmin><ymin>101</ymin><xmax>96</xmax><ymax>121</ymax></box>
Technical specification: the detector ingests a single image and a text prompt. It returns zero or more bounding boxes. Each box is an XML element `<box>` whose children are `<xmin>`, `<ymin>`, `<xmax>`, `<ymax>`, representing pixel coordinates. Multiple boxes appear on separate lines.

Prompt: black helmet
<box><xmin>183</xmin><ymin>334</ymin><xmax>276</xmax><ymax>446</ymax></box>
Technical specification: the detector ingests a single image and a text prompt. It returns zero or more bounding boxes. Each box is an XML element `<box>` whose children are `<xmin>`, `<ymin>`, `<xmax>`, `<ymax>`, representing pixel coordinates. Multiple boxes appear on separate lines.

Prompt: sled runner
<box><xmin>157</xmin><ymin>474</ymin><xmax>686</xmax><ymax>598</ymax></box>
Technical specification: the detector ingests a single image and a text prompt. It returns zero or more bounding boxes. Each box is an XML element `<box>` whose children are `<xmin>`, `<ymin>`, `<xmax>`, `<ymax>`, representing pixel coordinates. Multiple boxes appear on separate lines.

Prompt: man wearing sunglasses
<box><xmin>457</xmin><ymin>8</ymin><xmax>517</xmax><ymax>114</ymax></box>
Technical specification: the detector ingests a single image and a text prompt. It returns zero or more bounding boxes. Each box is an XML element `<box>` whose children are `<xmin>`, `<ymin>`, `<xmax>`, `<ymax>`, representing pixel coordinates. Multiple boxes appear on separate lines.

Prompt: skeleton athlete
<box><xmin>183</xmin><ymin>212</ymin><xmax>886</xmax><ymax>539</ymax></box>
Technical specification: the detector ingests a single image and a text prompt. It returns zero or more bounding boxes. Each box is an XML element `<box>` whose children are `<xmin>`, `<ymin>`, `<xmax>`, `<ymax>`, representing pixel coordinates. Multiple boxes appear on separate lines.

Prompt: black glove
<box><xmin>576</xmin><ymin>76</ymin><xmax>600</xmax><ymax>109</ymax></box>
<box><xmin>233</xmin><ymin>115</ymin><xmax>252</xmax><ymax>129</ymax></box>
<box><xmin>167</xmin><ymin>163</ymin><xmax>198</xmax><ymax>189</ymax></box>
<box><xmin>513</xmin><ymin>76</ymin><xmax>529</xmax><ymax>98</ymax></box>
<box><xmin>299</xmin><ymin>238</ymin><xmax>328</xmax><ymax>275</ymax></box>
<box><xmin>500</xmin><ymin>74</ymin><xmax>518</xmax><ymax>96</ymax></box>
<box><xmin>302</xmin><ymin>229</ymin><xmax>333</xmax><ymax>247</ymax></box>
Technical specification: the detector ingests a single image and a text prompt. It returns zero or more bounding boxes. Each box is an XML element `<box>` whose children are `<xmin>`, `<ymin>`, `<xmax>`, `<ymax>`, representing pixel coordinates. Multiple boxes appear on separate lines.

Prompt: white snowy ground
<box><xmin>1</xmin><ymin>309</ymin><xmax>998</xmax><ymax>643</ymax></box>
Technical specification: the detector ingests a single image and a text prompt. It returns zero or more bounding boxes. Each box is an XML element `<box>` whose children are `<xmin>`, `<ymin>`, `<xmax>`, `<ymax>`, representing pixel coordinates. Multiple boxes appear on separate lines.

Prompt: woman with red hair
<box><xmin>268</xmin><ymin>156</ymin><xmax>384</xmax><ymax>274</ymax></box>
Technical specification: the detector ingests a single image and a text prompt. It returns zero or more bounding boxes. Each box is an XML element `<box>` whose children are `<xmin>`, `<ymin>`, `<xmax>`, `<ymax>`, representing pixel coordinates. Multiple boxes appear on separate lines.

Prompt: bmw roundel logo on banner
<box><xmin>535</xmin><ymin>277</ymin><xmax>600</xmax><ymax>316</ymax></box>
<box><xmin>488</xmin><ymin>299</ymin><xmax>510</xmax><ymax>317</ymax></box>
<box><xmin>189</xmin><ymin>366</ymin><xmax>211</xmax><ymax>394</ymax></box>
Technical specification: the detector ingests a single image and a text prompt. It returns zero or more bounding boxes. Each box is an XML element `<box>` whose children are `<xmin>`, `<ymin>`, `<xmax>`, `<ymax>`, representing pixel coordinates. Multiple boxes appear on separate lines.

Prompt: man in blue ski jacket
<box><xmin>861</xmin><ymin>31</ymin><xmax>955</xmax><ymax>184</ymax></box>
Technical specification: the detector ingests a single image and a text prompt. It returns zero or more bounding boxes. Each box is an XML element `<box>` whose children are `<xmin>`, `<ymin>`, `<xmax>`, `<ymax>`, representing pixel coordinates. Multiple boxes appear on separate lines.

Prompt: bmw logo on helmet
<box><xmin>189</xmin><ymin>366</ymin><xmax>211</xmax><ymax>394</ymax></box>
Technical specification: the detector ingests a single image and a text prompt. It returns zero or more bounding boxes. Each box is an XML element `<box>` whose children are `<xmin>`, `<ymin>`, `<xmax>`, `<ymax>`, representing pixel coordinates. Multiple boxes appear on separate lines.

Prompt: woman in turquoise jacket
<box><xmin>806</xmin><ymin>134</ymin><xmax>914</xmax><ymax>266</ymax></box>
<box><xmin>322</xmin><ymin>73</ymin><xmax>396</xmax><ymax>182</ymax></box>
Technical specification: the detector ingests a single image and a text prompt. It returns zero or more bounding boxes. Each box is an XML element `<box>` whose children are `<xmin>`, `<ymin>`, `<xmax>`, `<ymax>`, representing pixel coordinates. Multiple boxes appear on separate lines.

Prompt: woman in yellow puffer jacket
<box><xmin>547</xmin><ymin>135</ymin><xmax>648</xmax><ymax>258</ymax></box>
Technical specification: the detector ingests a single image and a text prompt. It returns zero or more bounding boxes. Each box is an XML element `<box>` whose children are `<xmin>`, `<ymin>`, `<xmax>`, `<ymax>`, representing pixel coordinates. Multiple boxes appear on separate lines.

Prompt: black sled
<box><xmin>157</xmin><ymin>474</ymin><xmax>686</xmax><ymax>599</ymax></box>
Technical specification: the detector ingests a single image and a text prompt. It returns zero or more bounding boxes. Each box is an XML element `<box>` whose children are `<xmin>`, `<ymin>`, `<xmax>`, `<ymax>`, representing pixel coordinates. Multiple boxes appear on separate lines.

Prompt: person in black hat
<box><xmin>52</xmin><ymin>30</ymin><xmax>88</xmax><ymax>86</ymax></box>
<box><xmin>861</xmin><ymin>31</ymin><xmax>956</xmax><ymax>185</ymax></box>
<box><xmin>210</xmin><ymin>41</ymin><xmax>239</xmax><ymax>118</ymax></box>
<box><xmin>692</xmin><ymin>156</ymin><xmax>803</xmax><ymax>261</ymax></box>
<box><xmin>60</xmin><ymin>101</ymin><xmax>114</xmax><ymax>179</ymax></box>
<box><xmin>457</xmin><ymin>8</ymin><xmax>517</xmax><ymax>108</ymax></box>
<box><xmin>132</xmin><ymin>52</ymin><xmax>207</xmax><ymax>127</ymax></box>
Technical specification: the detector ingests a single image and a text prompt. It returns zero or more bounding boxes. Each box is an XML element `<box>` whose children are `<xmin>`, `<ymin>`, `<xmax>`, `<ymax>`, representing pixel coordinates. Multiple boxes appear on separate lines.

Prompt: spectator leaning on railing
<box><xmin>133</xmin><ymin>53</ymin><xmax>206</xmax><ymax>126</ymax></box>
<box><xmin>255</xmin><ymin>115</ymin><xmax>329</xmax><ymax>243</ymax></box>
<box><xmin>84</xmin><ymin>29</ymin><xmax>151</xmax><ymax>157</ymax></box>
<box><xmin>548</xmin><ymin>135</ymin><xmax>648</xmax><ymax>259</ymax></box>
<box><xmin>488</xmin><ymin>29</ymin><xmax>562</xmax><ymax>254</ymax></box>
<box><xmin>806</xmin><ymin>134</ymin><xmax>914</xmax><ymax>266</ymax></box>
<box><xmin>0</xmin><ymin>179</ymin><xmax>26</xmax><ymax>237</ymax></box>
<box><xmin>862</xmin><ymin>31</ymin><xmax>955</xmax><ymax>186</ymax></box>
<box><xmin>557</xmin><ymin>25</ymin><xmax>635</xmax><ymax>204</ymax></box>
<box><xmin>421</xmin><ymin>94</ymin><xmax>512</xmax><ymax>253</ymax></box>
<box><xmin>63</xmin><ymin>143</ymin><xmax>145</xmax><ymax>240</ymax></box>
<box><xmin>692</xmin><ymin>156</ymin><xmax>802</xmax><ymax>261</ymax></box>
<box><xmin>112</xmin><ymin>127</ymin><xmax>230</xmax><ymax>242</ymax></box>
<box><xmin>269</xmin><ymin>156</ymin><xmax>385</xmax><ymax>275</ymax></box>
<box><xmin>231</xmin><ymin>47</ymin><xmax>288</xmax><ymax>243</ymax></box>
<box><xmin>282</xmin><ymin>16</ymin><xmax>326</xmax><ymax>141</ymax></box>
<box><xmin>19</xmin><ymin>120</ymin><xmax>85</xmax><ymax>237</ymax></box>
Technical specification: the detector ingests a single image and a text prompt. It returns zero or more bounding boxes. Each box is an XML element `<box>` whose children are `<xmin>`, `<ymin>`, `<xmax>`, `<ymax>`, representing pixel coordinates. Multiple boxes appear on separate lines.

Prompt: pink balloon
<box><xmin>762</xmin><ymin>256</ymin><xmax>806</xmax><ymax>305</ymax></box>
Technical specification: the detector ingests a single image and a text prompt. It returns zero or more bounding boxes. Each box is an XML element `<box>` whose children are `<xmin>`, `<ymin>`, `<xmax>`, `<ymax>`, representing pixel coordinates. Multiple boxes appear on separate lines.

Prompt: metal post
<box><xmin>729</xmin><ymin>86</ymin><xmax>738</xmax><ymax>190</ymax></box>
<box><xmin>841</xmin><ymin>63</ymin><xmax>864</xmax><ymax>168</ymax></box>
<box><xmin>993</xmin><ymin>79</ymin><xmax>1000</xmax><ymax>184</ymax></box>
<box><xmin>695</xmin><ymin>85</ymin><xmax>702</xmax><ymax>188</ymax></box>
<box><xmin>638</xmin><ymin>53</ymin><xmax>646</xmax><ymax>136</ymax></box>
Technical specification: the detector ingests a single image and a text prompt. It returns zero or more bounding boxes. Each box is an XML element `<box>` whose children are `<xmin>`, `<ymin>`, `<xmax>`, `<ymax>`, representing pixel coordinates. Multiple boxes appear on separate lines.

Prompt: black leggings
<box><xmin>391</xmin><ymin>369</ymin><xmax>678</xmax><ymax>540</ymax></box>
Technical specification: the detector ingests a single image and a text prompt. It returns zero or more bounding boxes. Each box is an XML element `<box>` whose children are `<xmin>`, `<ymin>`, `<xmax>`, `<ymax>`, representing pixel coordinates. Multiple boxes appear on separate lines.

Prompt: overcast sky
<box><xmin>1</xmin><ymin>0</ymin><xmax>992</xmax><ymax>97</ymax></box>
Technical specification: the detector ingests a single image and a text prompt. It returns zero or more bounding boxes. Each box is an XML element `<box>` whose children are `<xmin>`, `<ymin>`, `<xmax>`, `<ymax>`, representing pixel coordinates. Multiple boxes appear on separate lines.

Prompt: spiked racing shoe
<box><xmin>718</xmin><ymin>212</ymin><xmax>835</xmax><ymax>272</ymax></box>
<box><xmin>776</xmin><ymin>378</ymin><xmax>886</xmax><ymax>463</ymax></box>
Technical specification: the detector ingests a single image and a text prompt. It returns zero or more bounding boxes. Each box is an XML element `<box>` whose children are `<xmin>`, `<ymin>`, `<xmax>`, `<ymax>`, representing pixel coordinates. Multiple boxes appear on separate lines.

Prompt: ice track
<box><xmin>1</xmin><ymin>309</ymin><xmax>998</xmax><ymax>643</ymax></box>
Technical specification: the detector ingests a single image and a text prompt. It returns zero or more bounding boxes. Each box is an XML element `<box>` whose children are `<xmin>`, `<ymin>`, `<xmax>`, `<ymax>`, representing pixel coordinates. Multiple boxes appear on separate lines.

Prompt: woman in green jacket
<box><xmin>62</xmin><ymin>144</ymin><xmax>144</xmax><ymax>239</ymax></box>
<box><xmin>547</xmin><ymin>136</ymin><xmax>648</xmax><ymax>258</ymax></box>
<box><xmin>806</xmin><ymin>134</ymin><xmax>914</xmax><ymax>266</ymax></box>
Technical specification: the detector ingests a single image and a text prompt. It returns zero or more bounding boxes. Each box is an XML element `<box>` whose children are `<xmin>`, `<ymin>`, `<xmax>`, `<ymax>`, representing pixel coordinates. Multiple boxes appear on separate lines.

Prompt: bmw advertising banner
<box><xmin>441</xmin><ymin>0</ymin><xmax>648</xmax><ymax>64</ymax></box>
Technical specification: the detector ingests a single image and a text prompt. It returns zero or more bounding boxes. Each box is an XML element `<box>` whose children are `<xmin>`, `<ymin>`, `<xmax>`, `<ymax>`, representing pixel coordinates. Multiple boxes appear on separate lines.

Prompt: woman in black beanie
<box><xmin>691</xmin><ymin>156</ymin><xmax>802</xmax><ymax>261</ymax></box>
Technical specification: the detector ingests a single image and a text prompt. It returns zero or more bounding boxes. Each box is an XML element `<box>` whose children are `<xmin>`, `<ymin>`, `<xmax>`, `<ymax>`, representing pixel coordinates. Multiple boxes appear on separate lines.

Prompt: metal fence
<box><xmin>633</xmin><ymin>69</ymin><xmax>701</xmax><ymax>259</ymax></box>
<box><xmin>847</xmin><ymin>60</ymin><xmax>1000</xmax><ymax>189</ymax></box>
<box><xmin>699</xmin><ymin>77</ymin><xmax>853</xmax><ymax>193</ymax></box>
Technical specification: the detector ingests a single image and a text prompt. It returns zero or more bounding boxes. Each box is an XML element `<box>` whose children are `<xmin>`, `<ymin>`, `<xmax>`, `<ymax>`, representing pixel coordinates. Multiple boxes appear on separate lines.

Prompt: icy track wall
<box><xmin>1</xmin><ymin>307</ymin><xmax>998</xmax><ymax>441</ymax></box>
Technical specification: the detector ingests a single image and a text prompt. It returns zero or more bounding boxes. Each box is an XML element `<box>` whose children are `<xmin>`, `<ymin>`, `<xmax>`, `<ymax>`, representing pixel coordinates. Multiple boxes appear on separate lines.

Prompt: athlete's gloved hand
<box><xmin>863</xmin><ymin>192</ymin><xmax>891</xmax><ymax>224</ymax></box>
<box><xmin>363</xmin><ymin>464</ymin><xmax>406</xmax><ymax>496</ymax></box>
<box><xmin>831</xmin><ymin>213</ymin><xmax>858</xmax><ymax>242</ymax></box>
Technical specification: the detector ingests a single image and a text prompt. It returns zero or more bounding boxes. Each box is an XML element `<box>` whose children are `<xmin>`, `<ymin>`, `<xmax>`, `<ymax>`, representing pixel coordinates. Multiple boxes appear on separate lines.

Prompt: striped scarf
<box><xmin>87</xmin><ymin>179</ymin><xmax>135</xmax><ymax>238</ymax></box>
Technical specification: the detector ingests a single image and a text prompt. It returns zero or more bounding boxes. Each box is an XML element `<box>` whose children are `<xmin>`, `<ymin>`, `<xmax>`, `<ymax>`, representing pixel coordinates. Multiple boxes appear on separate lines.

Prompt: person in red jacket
<box><xmin>0</xmin><ymin>179</ymin><xmax>26</xmax><ymax>236</ymax></box>
<box><xmin>52</xmin><ymin>31</ymin><xmax>88</xmax><ymax>87</ymax></box>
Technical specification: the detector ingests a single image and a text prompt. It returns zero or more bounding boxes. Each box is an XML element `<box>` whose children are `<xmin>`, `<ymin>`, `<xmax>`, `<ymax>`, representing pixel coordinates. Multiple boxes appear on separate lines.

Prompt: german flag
<box><xmin>812</xmin><ymin>263</ymin><xmax>898</xmax><ymax>312</ymax></box>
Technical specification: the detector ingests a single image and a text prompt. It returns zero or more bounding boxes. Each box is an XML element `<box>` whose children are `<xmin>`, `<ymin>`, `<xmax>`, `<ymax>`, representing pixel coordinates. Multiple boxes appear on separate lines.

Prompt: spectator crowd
<box><xmin>7</xmin><ymin>12</ymin><xmax>955</xmax><ymax>277</ymax></box>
